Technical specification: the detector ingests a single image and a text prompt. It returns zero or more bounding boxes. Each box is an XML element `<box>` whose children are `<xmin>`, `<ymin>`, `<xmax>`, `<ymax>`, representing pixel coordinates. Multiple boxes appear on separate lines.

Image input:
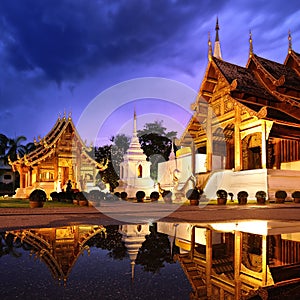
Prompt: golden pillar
<box><xmin>206</xmin><ymin>106</ymin><xmax>213</xmax><ymax>172</ymax></box>
<box><xmin>234</xmin><ymin>231</ymin><xmax>242</xmax><ymax>300</ymax></box>
<box><xmin>262</xmin><ymin>235</ymin><xmax>268</xmax><ymax>285</ymax></box>
<box><xmin>261</xmin><ymin>121</ymin><xmax>267</xmax><ymax>169</ymax></box>
<box><xmin>234</xmin><ymin>105</ymin><xmax>241</xmax><ymax>171</ymax></box>
<box><xmin>206</xmin><ymin>228</ymin><xmax>213</xmax><ymax>297</ymax></box>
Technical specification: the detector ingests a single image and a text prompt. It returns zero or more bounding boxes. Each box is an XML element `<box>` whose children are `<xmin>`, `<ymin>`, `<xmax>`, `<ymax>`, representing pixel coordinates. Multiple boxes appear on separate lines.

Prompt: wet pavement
<box><xmin>1</xmin><ymin>202</ymin><xmax>300</xmax><ymax>230</ymax></box>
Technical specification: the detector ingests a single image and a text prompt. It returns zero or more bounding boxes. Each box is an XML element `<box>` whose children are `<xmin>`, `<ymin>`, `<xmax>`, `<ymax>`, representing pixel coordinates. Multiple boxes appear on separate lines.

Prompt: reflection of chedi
<box><xmin>116</xmin><ymin>110</ymin><xmax>155</xmax><ymax>198</ymax></box>
<box><xmin>9</xmin><ymin>225</ymin><xmax>106</xmax><ymax>285</ymax></box>
<box><xmin>119</xmin><ymin>224</ymin><xmax>150</xmax><ymax>281</ymax></box>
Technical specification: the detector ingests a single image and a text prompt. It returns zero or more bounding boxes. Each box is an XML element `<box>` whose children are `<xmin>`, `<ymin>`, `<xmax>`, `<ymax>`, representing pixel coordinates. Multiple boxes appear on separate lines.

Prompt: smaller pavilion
<box><xmin>116</xmin><ymin>111</ymin><xmax>155</xmax><ymax>198</ymax></box>
<box><xmin>9</xmin><ymin>113</ymin><xmax>108</xmax><ymax>198</ymax></box>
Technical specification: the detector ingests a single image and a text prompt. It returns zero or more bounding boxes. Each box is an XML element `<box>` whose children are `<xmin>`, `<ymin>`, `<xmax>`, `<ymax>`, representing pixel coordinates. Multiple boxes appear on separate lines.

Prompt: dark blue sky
<box><xmin>0</xmin><ymin>0</ymin><xmax>299</xmax><ymax>145</ymax></box>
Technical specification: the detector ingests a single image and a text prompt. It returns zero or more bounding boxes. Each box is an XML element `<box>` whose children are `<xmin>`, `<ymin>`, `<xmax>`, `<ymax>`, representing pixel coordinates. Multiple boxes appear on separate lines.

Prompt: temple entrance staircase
<box><xmin>176</xmin><ymin>254</ymin><xmax>207</xmax><ymax>299</ymax></box>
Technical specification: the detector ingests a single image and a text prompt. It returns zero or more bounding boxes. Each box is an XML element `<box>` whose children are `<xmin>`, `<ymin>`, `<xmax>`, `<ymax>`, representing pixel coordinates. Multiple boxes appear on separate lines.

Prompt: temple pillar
<box><xmin>54</xmin><ymin>158</ymin><xmax>58</xmax><ymax>181</ymax></box>
<box><xmin>191</xmin><ymin>141</ymin><xmax>196</xmax><ymax>175</ymax></box>
<box><xmin>206</xmin><ymin>106</ymin><xmax>213</xmax><ymax>172</ymax></box>
<box><xmin>261</xmin><ymin>121</ymin><xmax>267</xmax><ymax>169</ymax></box>
<box><xmin>234</xmin><ymin>231</ymin><xmax>242</xmax><ymax>300</ymax></box>
<box><xmin>19</xmin><ymin>168</ymin><xmax>24</xmax><ymax>189</ymax></box>
<box><xmin>262</xmin><ymin>235</ymin><xmax>268</xmax><ymax>285</ymax></box>
<box><xmin>206</xmin><ymin>228</ymin><xmax>212</xmax><ymax>297</ymax></box>
<box><xmin>234</xmin><ymin>106</ymin><xmax>241</xmax><ymax>171</ymax></box>
<box><xmin>274</xmin><ymin>139</ymin><xmax>281</xmax><ymax>169</ymax></box>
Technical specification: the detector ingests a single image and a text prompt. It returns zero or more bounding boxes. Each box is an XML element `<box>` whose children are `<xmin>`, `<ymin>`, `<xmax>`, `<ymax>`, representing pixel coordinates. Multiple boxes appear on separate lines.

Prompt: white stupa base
<box><xmin>116</xmin><ymin>178</ymin><xmax>157</xmax><ymax>198</ymax></box>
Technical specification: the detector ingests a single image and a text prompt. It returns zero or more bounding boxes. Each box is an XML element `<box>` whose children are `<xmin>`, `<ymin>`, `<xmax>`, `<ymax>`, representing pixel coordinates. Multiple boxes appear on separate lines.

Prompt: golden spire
<box><xmin>213</xmin><ymin>17</ymin><xmax>222</xmax><ymax>59</ymax></box>
<box><xmin>208</xmin><ymin>31</ymin><xmax>212</xmax><ymax>61</ymax></box>
<box><xmin>288</xmin><ymin>30</ymin><xmax>292</xmax><ymax>54</ymax></box>
<box><xmin>249</xmin><ymin>30</ymin><xmax>253</xmax><ymax>58</ymax></box>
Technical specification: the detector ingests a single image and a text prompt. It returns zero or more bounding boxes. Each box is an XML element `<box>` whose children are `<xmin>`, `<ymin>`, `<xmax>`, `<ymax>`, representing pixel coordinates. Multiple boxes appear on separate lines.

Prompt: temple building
<box><xmin>116</xmin><ymin>111</ymin><xmax>155</xmax><ymax>198</ymax></box>
<box><xmin>158</xmin><ymin>220</ymin><xmax>300</xmax><ymax>299</ymax></box>
<box><xmin>7</xmin><ymin>225</ymin><xmax>106</xmax><ymax>284</ymax></box>
<box><xmin>9</xmin><ymin>113</ymin><xmax>108</xmax><ymax>198</ymax></box>
<box><xmin>168</xmin><ymin>20</ymin><xmax>300</xmax><ymax>201</ymax></box>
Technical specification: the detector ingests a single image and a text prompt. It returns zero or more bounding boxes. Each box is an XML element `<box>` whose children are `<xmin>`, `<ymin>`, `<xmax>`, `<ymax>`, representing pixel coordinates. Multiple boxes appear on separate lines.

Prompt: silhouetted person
<box><xmin>136</xmin><ymin>190</ymin><xmax>146</xmax><ymax>203</ymax></box>
<box><xmin>150</xmin><ymin>191</ymin><xmax>160</xmax><ymax>202</ymax></box>
<box><xmin>66</xmin><ymin>180</ymin><xmax>72</xmax><ymax>193</ymax></box>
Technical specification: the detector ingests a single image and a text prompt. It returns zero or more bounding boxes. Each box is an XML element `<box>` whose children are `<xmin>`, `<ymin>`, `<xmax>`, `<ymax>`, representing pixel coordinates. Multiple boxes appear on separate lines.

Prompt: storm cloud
<box><xmin>0</xmin><ymin>0</ymin><xmax>299</xmax><ymax>141</ymax></box>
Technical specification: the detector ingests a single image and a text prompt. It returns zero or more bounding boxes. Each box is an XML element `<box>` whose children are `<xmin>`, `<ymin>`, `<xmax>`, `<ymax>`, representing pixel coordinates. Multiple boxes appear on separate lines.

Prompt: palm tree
<box><xmin>0</xmin><ymin>134</ymin><xmax>9</xmax><ymax>159</ymax></box>
<box><xmin>24</xmin><ymin>142</ymin><xmax>36</xmax><ymax>154</ymax></box>
<box><xmin>6</xmin><ymin>136</ymin><xmax>27</xmax><ymax>162</ymax></box>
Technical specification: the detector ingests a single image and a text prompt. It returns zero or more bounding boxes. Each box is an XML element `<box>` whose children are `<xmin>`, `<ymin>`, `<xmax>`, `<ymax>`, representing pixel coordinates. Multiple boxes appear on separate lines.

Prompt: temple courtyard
<box><xmin>1</xmin><ymin>202</ymin><xmax>300</xmax><ymax>230</ymax></box>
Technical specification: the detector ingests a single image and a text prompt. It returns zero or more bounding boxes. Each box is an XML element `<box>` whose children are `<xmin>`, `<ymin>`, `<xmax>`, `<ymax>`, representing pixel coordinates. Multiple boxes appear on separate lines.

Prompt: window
<box><xmin>137</xmin><ymin>164</ymin><xmax>142</xmax><ymax>178</ymax></box>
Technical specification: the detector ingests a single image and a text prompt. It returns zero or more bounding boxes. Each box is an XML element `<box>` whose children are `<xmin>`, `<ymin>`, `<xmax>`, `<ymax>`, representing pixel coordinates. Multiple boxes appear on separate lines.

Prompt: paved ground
<box><xmin>1</xmin><ymin>202</ymin><xmax>300</xmax><ymax>230</ymax></box>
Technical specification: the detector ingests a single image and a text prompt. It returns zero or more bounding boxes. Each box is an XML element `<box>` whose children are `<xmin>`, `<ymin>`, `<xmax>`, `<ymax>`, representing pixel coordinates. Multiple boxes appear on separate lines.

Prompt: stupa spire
<box><xmin>208</xmin><ymin>31</ymin><xmax>212</xmax><ymax>61</ymax></box>
<box><xmin>213</xmin><ymin>17</ymin><xmax>222</xmax><ymax>59</ymax></box>
<box><xmin>169</xmin><ymin>139</ymin><xmax>176</xmax><ymax>160</ymax></box>
<box><xmin>133</xmin><ymin>109</ymin><xmax>137</xmax><ymax>137</ymax></box>
<box><xmin>288</xmin><ymin>30</ymin><xmax>292</xmax><ymax>54</ymax></box>
<box><xmin>249</xmin><ymin>30</ymin><xmax>253</xmax><ymax>58</ymax></box>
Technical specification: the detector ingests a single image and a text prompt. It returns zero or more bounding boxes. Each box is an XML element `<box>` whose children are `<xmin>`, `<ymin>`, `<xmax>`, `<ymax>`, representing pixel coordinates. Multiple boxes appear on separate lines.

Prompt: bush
<box><xmin>275</xmin><ymin>190</ymin><xmax>287</xmax><ymax>199</ymax></box>
<box><xmin>292</xmin><ymin>191</ymin><xmax>300</xmax><ymax>198</ymax></box>
<box><xmin>216</xmin><ymin>189</ymin><xmax>227</xmax><ymax>199</ymax></box>
<box><xmin>74</xmin><ymin>192</ymin><xmax>87</xmax><ymax>201</ymax></box>
<box><xmin>29</xmin><ymin>189</ymin><xmax>47</xmax><ymax>202</ymax></box>
<box><xmin>237</xmin><ymin>191</ymin><xmax>248</xmax><ymax>198</ymax></box>
<box><xmin>50</xmin><ymin>191</ymin><xmax>59</xmax><ymax>201</ymax></box>
<box><xmin>186</xmin><ymin>188</ymin><xmax>201</xmax><ymax>200</ymax></box>
<box><xmin>255</xmin><ymin>191</ymin><xmax>266</xmax><ymax>199</ymax></box>
<box><xmin>136</xmin><ymin>190</ymin><xmax>146</xmax><ymax>202</ymax></box>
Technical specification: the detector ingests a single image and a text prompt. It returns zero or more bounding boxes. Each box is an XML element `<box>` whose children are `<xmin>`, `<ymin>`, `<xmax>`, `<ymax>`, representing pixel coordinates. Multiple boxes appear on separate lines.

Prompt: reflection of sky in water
<box><xmin>0</xmin><ymin>229</ymin><xmax>191</xmax><ymax>300</ymax></box>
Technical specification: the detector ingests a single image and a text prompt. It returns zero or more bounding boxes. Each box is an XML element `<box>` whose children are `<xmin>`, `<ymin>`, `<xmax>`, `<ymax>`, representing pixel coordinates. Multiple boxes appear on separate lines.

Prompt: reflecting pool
<box><xmin>0</xmin><ymin>224</ymin><xmax>191</xmax><ymax>300</ymax></box>
<box><xmin>2</xmin><ymin>220</ymin><xmax>300</xmax><ymax>299</ymax></box>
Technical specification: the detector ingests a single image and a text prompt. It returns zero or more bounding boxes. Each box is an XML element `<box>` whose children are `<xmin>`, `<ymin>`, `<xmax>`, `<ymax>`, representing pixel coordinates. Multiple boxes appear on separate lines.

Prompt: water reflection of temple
<box><xmin>8</xmin><ymin>225</ymin><xmax>106</xmax><ymax>284</ymax></box>
<box><xmin>119</xmin><ymin>224</ymin><xmax>150</xmax><ymax>281</ymax></box>
<box><xmin>158</xmin><ymin>221</ymin><xmax>300</xmax><ymax>299</ymax></box>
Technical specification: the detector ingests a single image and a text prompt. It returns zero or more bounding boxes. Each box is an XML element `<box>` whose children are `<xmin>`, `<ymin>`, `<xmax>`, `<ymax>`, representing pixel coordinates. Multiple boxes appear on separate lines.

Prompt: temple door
<box><xmin>248</xmin><ymin>146</ymin><xmax>262</xmax><ymax>169</ymax></box>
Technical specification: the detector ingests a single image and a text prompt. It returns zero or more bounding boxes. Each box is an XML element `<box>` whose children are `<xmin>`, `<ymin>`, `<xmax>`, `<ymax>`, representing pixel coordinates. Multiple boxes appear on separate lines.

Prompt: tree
<box><xmin>137</xmin><ymin>120</ymin><xmax>177</xmax><ymax>140</ymax></box>
<box><xmin>0</xmin><ymin>134</ymin><xmax>35</xmax><ymax>163</ymax></box>
<box><xmin>110</xmin><ymin>134</ymin><xmax>130</xmax><ymax>152</ymax></box>
<box><xmin>6</xmin><ymin>136</ymin><xmax>27</xmax><ymax>162</ymax></box>
<box><xmin>137</xmin><ymin>121</ymin><xmax>177</xmax><ymax>180</ymax></box>
<box><xmin>135</xmin><ymin>224</ymin><xmax>177</xmax><ymax>273</ymax></box>
<box><xmin>94</xmin><ymin>134</ymin><xmax>130</xmax><ymax>191</ymax></box>
<box><xmin>0</xmin><ymin>134</ymin><xmax>9</xmax><ymax>159</ymax></box>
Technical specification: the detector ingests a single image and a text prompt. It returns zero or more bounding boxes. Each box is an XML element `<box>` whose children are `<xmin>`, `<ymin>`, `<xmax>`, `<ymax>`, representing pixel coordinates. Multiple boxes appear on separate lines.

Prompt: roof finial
<box><xmin>288</xmin><ymin>30</ymin><xmax>292</xmax><ymax>54</ymax></box>
<box><xmin>215</xmin><ymin>17</ymin><xmax>220</xmax><ymax>41</ymax></box>
<box><xmin>249</xmin><ymin>30</ymin><xmax>253</xmax><ymax>58</ymax></box>
<box><xmin>208</xmin><ymin>31</ymin><xmax>212</xmax><ymax>61</ymax></box>
<box><xmin>213</xmin><ymin>17</ymin><xmax>222</xmax><ymax>59</ymax></box>
<box><xmin>133</xmin><ymin>108</ymin><xmax>137</xmax><ymax>137</ymax></box>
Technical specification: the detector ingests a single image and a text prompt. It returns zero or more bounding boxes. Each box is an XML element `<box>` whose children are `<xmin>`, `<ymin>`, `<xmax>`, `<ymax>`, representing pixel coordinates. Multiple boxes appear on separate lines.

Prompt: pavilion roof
<box><xmin>9</xmin><ymin>115</ymin><xmax>107</xmax><ymax>170</ymax></box>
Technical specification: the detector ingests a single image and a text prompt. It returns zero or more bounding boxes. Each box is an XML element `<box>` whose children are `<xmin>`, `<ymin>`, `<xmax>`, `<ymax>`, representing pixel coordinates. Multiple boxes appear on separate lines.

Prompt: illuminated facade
<box><xmin>9</xmin><ymin>113</ymin><xmax>108</xmax><ymax>198</ymax></box>
<box><xmin>158</xmin><ymin>220</ymin><xmax>300</xmax><ymax>299</ymax></box>
<box><xmin>177</xmin><ymin>21</ymin><xmax>300</xmax><ymax>200</ymax></box>
<box><xmin>8</xmin><ymin>225</ymin><xmax>106</xmax><ymax>284</ymax></box>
